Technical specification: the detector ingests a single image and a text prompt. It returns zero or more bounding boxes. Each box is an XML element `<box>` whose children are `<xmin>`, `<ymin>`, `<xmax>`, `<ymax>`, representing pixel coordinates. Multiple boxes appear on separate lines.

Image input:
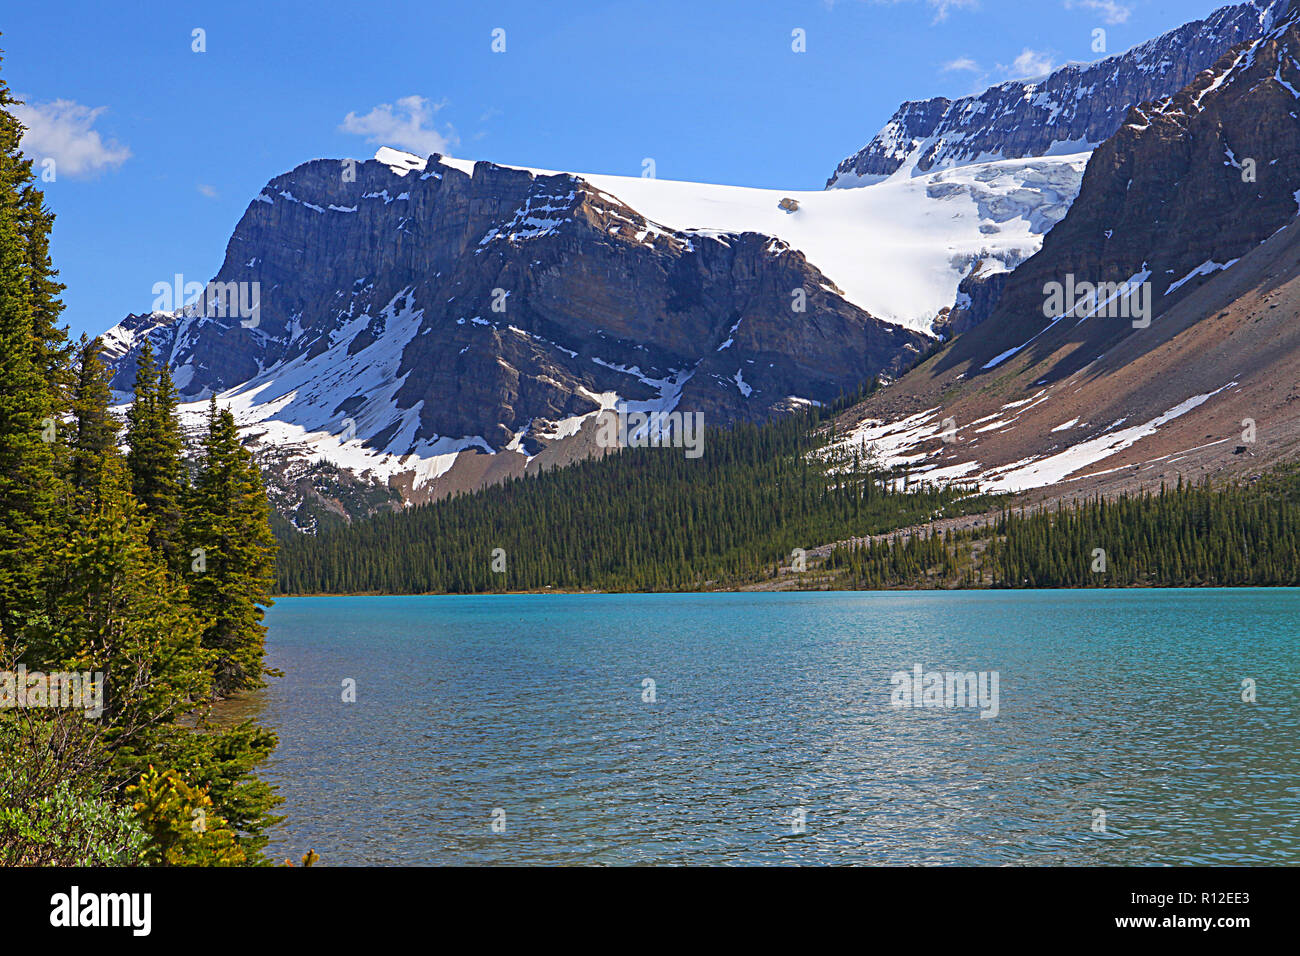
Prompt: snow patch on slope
<box><xmin>978</xmin><ymin>384</ymin><xmax>1237</xmax><ymax>492</ymax></box>
<box><xmin>1166</xmin><ymin>258</ymin><xmax>1240</xmax><ymax>295</ymax></box>
<box><xmin>116</xmin><ymin>289</ymin><xmax>490</xmax><ymax>495</ymax></box>
<box><xmin>826</xmin><ymin>382</ymin><xmax>1238</xmax><ymax>494</ymax></box>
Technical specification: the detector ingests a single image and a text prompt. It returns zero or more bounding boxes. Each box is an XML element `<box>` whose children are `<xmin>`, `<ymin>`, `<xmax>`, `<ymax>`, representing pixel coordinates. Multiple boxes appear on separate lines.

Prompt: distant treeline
<box><xmin>274</xmin><ymin>387</ymin><xmax>1003</xmax><ymax>594</ymax></box>
<box><xmin>828</xmin><ymin>471</ymin><xmax>1300</xmax><ymax>589</ymax></box>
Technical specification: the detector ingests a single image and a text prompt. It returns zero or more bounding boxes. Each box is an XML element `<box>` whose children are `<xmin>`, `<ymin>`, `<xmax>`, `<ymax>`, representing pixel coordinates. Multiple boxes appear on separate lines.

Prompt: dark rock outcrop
<box><xmin>933</xmin><ymin>260</ymin><xmax>1013</xmax><ymax>339</ymax></box>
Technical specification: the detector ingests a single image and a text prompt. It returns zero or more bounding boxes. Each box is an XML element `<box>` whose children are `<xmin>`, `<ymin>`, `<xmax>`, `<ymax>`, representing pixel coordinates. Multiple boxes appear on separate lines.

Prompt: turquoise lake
<box><xmin>242</xmin><ymin>590</ymin><xmax>1300</xmax><ymax>865</ymax></box>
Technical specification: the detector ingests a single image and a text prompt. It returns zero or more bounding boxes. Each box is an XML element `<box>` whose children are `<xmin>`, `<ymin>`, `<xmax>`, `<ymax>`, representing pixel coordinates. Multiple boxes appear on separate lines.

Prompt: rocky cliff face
<box><xmin>826</xmin><ymin>0</ymin><xmax>1283</xmax><ymax>188</ymax></box>
<box><xmin>103</xmin><ymin>149</ymin><xmax>926</xmax><ymax>525</ymax></box>
<box><xmin>932</xmin><ymin>259</ymin><xmax>1012</xmax><ymax>339</ymax></box>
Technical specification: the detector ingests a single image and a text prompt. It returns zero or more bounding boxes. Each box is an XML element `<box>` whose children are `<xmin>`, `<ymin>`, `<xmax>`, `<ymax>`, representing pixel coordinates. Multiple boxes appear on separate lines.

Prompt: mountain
<box><xmin>102</xmin><ymin>150</ymin><xmax>943</xmax><ymax>528</ymax></box>
<box><xmin>99</xmin><ymin>0</ymin><xmax>1295</xmax><ymax>531</ymax></box>
<box><xmin>826</xmin><ymin>0</ymin><xmax>1283</xmax><ymax>188</ymax></box>
<box><xmin>100</xmin><ymin>144</ymin><xmax>1092</xmax><ymax>527</ymax></box>
<box><xmin>827</xmin><ymin>0</ymin><xmax>1300</xmax><ymax>503</ymax></box>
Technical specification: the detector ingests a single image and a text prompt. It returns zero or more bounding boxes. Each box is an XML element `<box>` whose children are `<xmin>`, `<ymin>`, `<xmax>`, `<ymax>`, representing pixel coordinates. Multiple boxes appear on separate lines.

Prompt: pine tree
<box><xmin>45</xmin><ymin>454</ymin><xmax>211</xmax><ymax>748</ymax></box>
<box><xmin>0</xmin><ymin>54</ymin><xmax>60</xmax><ymax>641</ymax></box>
<box><xmin>18</xmin><ymin>182</ymin><xmax>71</xmax><ymax>400</ymax></box>
<box><xmin>186</xmin><ymin>399</ymin><xmax>277</xmax><ymax>696</ymax></box>
<box><xmin>67</xmin><ymin>335</ymin><xmax>120</xmax><ymax>509</ymax></box>
<box><xmin>40</xmin><ymin>376</ymin><xmax>280</xmax><ymax>861</ymax></box>
<box><xmin>125</xmin><ymin>339</ymin><xmax>185</xmax><ymax>566</ymax></box>
<box><xmin>0</xmin><ymin>44</ymin><xmax>284</xmax><ymax>865</ymax></box>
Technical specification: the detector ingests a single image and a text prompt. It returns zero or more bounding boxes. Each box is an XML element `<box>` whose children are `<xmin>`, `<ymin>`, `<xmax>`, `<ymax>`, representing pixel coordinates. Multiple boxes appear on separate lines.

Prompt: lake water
<box><xmin>238</xmin><ymin>590</ymin><xmax>1299</xmax><ymax>865</ymax></box>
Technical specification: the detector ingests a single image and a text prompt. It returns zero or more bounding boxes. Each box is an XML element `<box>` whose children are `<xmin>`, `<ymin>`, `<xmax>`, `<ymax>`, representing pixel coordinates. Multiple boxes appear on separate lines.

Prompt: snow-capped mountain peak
<box><xmin>827</xmin><ymin>0</ymin><xmax>1284</xmax><ymax>188</ymax></box>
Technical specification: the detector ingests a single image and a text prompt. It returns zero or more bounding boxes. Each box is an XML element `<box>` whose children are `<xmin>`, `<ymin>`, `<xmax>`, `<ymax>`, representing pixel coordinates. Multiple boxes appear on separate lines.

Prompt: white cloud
<box><xmin>927</xmin><ymin>0</ymin><xmax>978</xmax><ymax>21</ymax></box>
<box><xmin>12</xmin><ymin>98</ymin><xmax>131</xmax><ymax>178</ymax></box>
<box><xmin>339</xmin><ymin>95</ymin><xmax>458</xmax><ymax>157</ymax></box>
<box><xmin>855</xmin><ymin>0</ymin><xmax>979</xmax><ymax>23</ymax></box>
<box><xmin>1065</xmin><ymin>0</ymin><xmax>1132</xmax><ymax>26</ymax></box>
<box><xmin>197</xmin><ymin>183</ymin><xmax>219</xmax><ymax>199</ymax></box>
<box><xmin>1001</xmin><ymin>48</ymin><xmax>1057</xmax><ymax>79</ymax></box>
<box><xmin>949</xmin><ymin>47</ymin><xmax>1059</xmax><ymax>93</ymax></box>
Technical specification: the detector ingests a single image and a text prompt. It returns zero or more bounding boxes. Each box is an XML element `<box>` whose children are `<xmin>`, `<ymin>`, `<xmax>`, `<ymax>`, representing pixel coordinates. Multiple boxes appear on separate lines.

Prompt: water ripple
<box><xmin>227</xmin><ymin>590</ymin><xmax>1300</xmax><ymax>865</ymax></box>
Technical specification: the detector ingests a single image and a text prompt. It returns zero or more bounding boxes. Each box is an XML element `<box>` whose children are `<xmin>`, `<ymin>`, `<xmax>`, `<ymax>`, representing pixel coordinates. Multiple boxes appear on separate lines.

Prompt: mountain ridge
<box><xmin>826</xmin><ymin>0</ymin><xmax>1284</xmax><ymax>188</ymax></box>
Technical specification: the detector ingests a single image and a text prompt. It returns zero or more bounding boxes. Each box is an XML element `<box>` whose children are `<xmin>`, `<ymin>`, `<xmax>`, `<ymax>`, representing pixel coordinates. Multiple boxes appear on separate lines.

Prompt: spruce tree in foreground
<box><xmin>39</xmin><ymin>345</ymin><xmax>282</xmax><ymax>861</ymax></box>
<box><xmin>67</xmin><ymin>335</ymin><xmax>120</xmax><ymax>510</ymax></box>
<box><xmin>18</xmin><ymin>180</ymin><xmax>72</xmax><ymax>401</ymax></box>
<box><xmin>125</xmin><ymin>339</ymin><xmax>186</xmax><ymax>567</ymax></box>
<box><xmin>186</xmin><ymin>398</ymin><xmax>277</xmax><ymax>696</ymax></box>
<box><xmin>0</xmin><ymin>51</ymin><xmax>61</xmax><ymax>639</ymax></box>
<box><xmin>0</xmin><ymin>42</ymin><xmax>286</xmax><ymax>864</ymax></box>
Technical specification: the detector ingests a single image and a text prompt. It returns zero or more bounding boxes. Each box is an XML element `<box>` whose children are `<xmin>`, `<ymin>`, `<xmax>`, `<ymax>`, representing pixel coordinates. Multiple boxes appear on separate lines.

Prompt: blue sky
<box><xmin>5</xmin><ymin>0</ymin><xmax>1227</xmax><ymax>339</ymax></box>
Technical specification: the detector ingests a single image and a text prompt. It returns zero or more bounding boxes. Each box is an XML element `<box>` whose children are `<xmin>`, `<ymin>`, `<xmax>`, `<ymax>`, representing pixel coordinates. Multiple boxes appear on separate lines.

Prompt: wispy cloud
<box><xmin>1064</xmin><ymin>0</ymin><xmax>1132</xmax><ymax>26</ymax></box>
<box><xmin>339</xmin><ymin>95</ymin><xmax>458</xmax><ymax>157</ymax></box>
<box><xmin>927</xmin><ymin>0</ymin><xmax>978</xmax><ymax>21</ymax></box>
<box><xmin>12</xmin><ymin>98</ymin><xmax>131</xmax><ymax>178</ymax></box>
<box><xmin>1000</xmin><ymin>48</ymin><xmax>1058</xmax><ymax>79</ymax></box>
<box><xmin>835</xmin><ymin>0</ymin><xmax>979</xmax><ymax>23</ymax></box>
<box><xmin>197</xmin><ymin>183</ymin><xmax>219</xmax><ymax>199</ymax></box>
<box><xmin>941</xmin><ymin>47</ymin><xmax>1059</xmax><ymax>91</ymax></box>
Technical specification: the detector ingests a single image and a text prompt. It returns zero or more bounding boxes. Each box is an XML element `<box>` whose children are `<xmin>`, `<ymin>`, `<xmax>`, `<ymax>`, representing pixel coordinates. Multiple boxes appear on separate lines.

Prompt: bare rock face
<box><xmin>826</xmin><ymin>0</ymin><xmax>1283</xmax><ymax>188</ymax></box>
<box><xmin>933</xmin><ymin>260</ymin><xmax>1013</xmax><ymax>339</ymax></box>
<box><xmin>101</xmin><ymin>151</ymin><xmax>926</xmax><ymax>521</ymax></box>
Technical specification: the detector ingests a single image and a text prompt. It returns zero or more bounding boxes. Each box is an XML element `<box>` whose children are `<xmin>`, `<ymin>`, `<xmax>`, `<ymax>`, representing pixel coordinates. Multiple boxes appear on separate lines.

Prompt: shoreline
<box><xmin>274</xmin><ymin>581</ymin><xmax>1300</xmax><ymax>598</ymax></box>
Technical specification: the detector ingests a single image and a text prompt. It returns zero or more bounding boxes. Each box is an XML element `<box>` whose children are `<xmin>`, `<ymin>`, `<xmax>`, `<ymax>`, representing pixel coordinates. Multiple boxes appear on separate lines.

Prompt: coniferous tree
<box><xmin>125</xmin><ymin>339</ymin><xmax>185</xmax><ymax>566</ymax></box>
<box><xmin>186</xmin><ymin>399</ymin><xmax>277</xmax><ymax>695</ymax></box>
<box><xmin>46</xmin><ymin>454</ymin><xmax>211</xmax><ymax>750</ymax></box>
<box><xmin>38</xmin><ymin>352</ymin><xmax>280</xmax><ymax>860</ymax></box>
<box><xmin>18</xmin><ymin>182</ymin><xmax>71</xmax><ymax>400</ymax></box>
<box><xmin>0</xmin><ymin>43</ymin><xmax>285</xmax><ymax>865</ymax></box>
<box><xmin>67</xmin><ymin>335</ymin><xmax>120</xmax><ymax>509</ymax></box>
<box><xmin>0</xmin><ymin>52</ymin><xmax>60</xmax><ymax>640</ymax></box>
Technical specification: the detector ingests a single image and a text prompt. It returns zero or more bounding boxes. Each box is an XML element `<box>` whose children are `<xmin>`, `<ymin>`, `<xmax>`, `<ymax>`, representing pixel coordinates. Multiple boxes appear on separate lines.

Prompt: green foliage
<box><xmin>985</xmin><ymin>473</ymin><xmax>1300</xmax><ymax>588</ymax></box>
<box><xmin>67</xmin><ymin>335</ymin><xmax>120</xmax><ymax>509</ymax></box>
<box><xmin>0</xmin><ymin>53</ymin><xmax>61</xmax><ymax>638</ymax></box>
<box><xmin>127</xmin><ymin>767</ymin><xmax>246</xmax><ymax>866</ymax></box>
<box><xmin>0</xmin><ymin>716</ymin><xmax>146</xmax><ymax>866</ymax></box>
<box><xmin>276</xmin><ymin>403</ymin><xmax>1002</xmax><ymax>594</ymax></box>
<box><xmin>0</xmin><ymin>775</ymin><xmax>147</xmax><ymax>866</ymax></box>
<box><xmin>40</xmin><ymin>454</ymin><xmax>213</xmax><ymax>751</ymax></box>
<box><xmin>828</xmin><ymin>470</ymin><xmax>1300</xmax><ymax>589</ymax></box>
<box><xmin>125</xmin><ymin>340</ymin><xmax>186</xmax><ymax>566</ymax></box>
<box><xmin>0</xmin><ymin>47</ymin><xmax>282</xmax><ymax>867</ymax></box>
<box><xmin>825</xmin><ymin>526</ymin><xmax>969</xmax><ymax>588</ymax></box>
<box><xmin>138</xmin><ymin>718</ymin><xmax>283</xmax><ymax>862</ymax></box>
<box><xmin>186</xmin><ymin>399</ymin><xmax>278</xmax><ymax>695</ymax></box>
